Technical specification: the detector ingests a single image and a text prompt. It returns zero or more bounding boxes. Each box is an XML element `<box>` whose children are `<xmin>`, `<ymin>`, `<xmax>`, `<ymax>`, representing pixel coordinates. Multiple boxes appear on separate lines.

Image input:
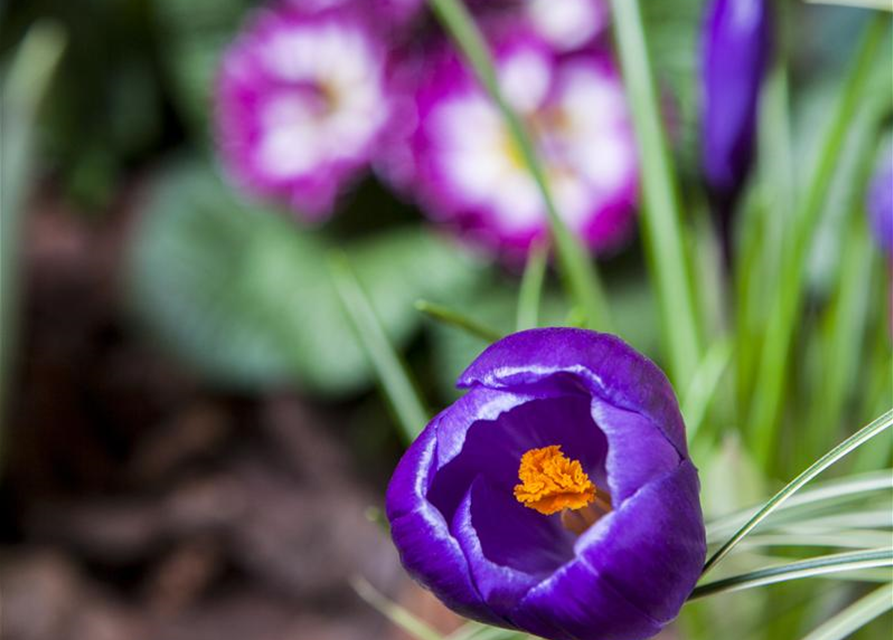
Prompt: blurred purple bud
<box><xmin>868</xmin><ymin>145</ymin><xmax>893</xmax><ymax>256</ymax></box>
<box><xmin>699</xmin><ymin>0</ymin><xmax>771</xmax><ymax>208</ymax></box>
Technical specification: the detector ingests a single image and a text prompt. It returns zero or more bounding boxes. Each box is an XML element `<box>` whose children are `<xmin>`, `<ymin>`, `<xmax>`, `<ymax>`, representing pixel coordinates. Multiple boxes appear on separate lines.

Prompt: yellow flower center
<box><xmin>513</xmin><ymin>445</ymin><xmax>597</xmax><ymax>515</ymax></box>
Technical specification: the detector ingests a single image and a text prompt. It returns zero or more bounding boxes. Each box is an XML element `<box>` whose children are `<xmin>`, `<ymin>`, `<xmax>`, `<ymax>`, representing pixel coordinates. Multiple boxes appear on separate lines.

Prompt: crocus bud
<box><xmin>868</xmin><ymin>145</ymin><xmax>892</xmax><ymax>256</ymax></box>
<box><xmin>386</xmin><ymin>328</ymin><xmax>706</xmax><ymax>640</ymax></box>
<box><xmin>699</xmin><ymin>0</ymin><xmax>771</xmax><ymax>209</ymax></box>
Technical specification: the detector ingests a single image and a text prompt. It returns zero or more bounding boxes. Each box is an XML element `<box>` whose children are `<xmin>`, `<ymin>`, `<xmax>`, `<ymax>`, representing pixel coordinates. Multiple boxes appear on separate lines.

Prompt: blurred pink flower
<box><xmin>378</xmin><ymin>25</ymin><xmax>638</xmax><ymax>258</ymax></box>
<box><xmin>215</xmin><ymin>4</ymin><xmax>390</xmax><ymax>220</ymax></box>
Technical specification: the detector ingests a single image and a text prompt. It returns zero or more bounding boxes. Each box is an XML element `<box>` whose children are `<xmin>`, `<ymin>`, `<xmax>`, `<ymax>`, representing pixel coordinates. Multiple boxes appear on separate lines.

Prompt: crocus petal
<box><xmin>574</xmin><ymin>460</ymin><xmax>705</xmax><ymax>624</ymax></box>
<box><xmin>386</xmin><ymin>426</ymin><xmax>502</xmax><ymax>623</ymax></box>
<box><xmin>452</xmin><ymin>476</ymin><xmax>571</xmax><ymax>616</ymax></box>
<box><xmin>458</xmin><ymin>328</ymin><xmax>688</xmax><ymax>457</ymax></box>
<box><xmin>387</xmin><ymin>329</ymin><xmax>706</xmax><ymax>639</ymax></box>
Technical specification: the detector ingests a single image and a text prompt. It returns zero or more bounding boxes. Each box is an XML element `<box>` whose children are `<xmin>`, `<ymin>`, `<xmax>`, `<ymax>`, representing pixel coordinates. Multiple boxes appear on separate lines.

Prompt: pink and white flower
<box><xmin>380</xmin><ymin>26</ymin><xmax>638</xmax><ymax>257</ymax></box>
<box><xmin>215</xmin><ymin>4</ymin><xmax>390</xmax><ymax>220</ymax></box>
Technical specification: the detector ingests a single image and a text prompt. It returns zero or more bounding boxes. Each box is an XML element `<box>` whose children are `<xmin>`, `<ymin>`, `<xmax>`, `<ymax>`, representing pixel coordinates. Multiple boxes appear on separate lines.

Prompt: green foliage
<box><xmin>127</xmin><ymin>159</ymin><xmax>482</xmax><ymax>396</ymax></box>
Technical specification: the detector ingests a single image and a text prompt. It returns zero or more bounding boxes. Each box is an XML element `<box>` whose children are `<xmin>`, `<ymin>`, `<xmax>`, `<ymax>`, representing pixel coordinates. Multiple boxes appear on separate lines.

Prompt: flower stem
<box><xmin>517</xmin><ymin>240</ymin><xmax>548</xmax><ymax>331</ymax></box>
<box><xmin>426</xmin><ymin>0</ymin><xmax>612</xmax><ymax>332</ymax></box>
<box><xmin>608</xmin><ymin>0</ymin><xmax>702</xmax><ymax>388</ymax></box>
<box><xmin>747</xmin><ymin>14</ymin><xmax>890</xmax><ymax>466</ymax></box>
<box><xmin>701</xmin><ymin>409</ymin><xmax>893</xmax><ymax>577</ymax></box>
<box><xmin>329</xmin><ymin>253</ymin><xmax>429</xmax><ymax>444</ymax></box>
<box><xmin>415</xmin><ymin>299</ymin><xmax>503</xmax><ymax>343</ymax></box>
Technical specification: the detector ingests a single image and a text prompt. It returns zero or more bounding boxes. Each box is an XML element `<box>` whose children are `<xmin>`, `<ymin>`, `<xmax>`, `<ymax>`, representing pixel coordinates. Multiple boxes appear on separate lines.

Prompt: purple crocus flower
<box><xmin>215</xmin><ymin>4</ymin><xmax>390</xmax><ymax>220</ymax></box>
<box><xmin>700</xmin><ymin>0</ymin><xmax>771</xmax><ymax>209</ymax></box>
<box><xmin>386</xmin><ymin>328</ymin><xmax>706</xmax><ymax>640</ymax></box>
<box><xmin>379</xmin><ymin>26</ymin><xmax>638</xmax><ymax>258</ymax></box>
<box><xmin>868</xmin><ymin>146</ymin><xmax>893</xmax><ymax>256</ymax></box>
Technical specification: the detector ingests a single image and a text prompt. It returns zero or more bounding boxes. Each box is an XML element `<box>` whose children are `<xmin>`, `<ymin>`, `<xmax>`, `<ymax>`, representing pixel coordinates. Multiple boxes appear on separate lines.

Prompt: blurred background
<box><xmin>0</xmin><ymin>1</ymin><xmax>890</xmax><ymax>639</ymax></box>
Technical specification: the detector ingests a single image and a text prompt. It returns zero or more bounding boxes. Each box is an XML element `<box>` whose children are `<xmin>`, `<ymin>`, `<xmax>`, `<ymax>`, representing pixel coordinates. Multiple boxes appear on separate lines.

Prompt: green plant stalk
<box><xmin>702</xmin><ymin>409</ymin><xmax>893</xmax><ymax>576</ymax></box>
<box><xmin>351</xmin><ymin>577</ymin><xmax>445</xmax><ymax>640</ymax></box>
<box><xmin>426</xmin><ymin>0</ymin><xmax>612</xmax><ymax>332</ymax></box>
<box><xmin>0</xmin><ymin>22</ymin><xmax>67</xmax><ymax>424</ymax></box>
<box><xmin>415</xmin><ymin>300</ymin><xmax>503</xmax><ymax>343</ymax></box>
<box><xmin>799</xmin><ymin>582</ymin><xmax>893</xmax><ymax>640</ymax></box>
<box><xmin>516</xmin><ymin>240</ymin><xmax>548</xmax><ymax>331</ymax></box>
<box><xmin>608</xmin><ymin>0</ymin><xmax>702</xmax><ymax>388</ymax></box>
<box><xmin>684</xmin><ymin>338</ymin><xmax>733</xmax><ymax>444</ymax></box>
<box><xmin>748</xmin><ymin>14</ymin><xmax>890</xmax><ymax>466</ymax></box>
<box><xmin>330</xmin><ymin>254</ymin><xmax>429</xmax><ymax>444</ymax></box>
<box><xmin>805</xmin><ymin>196</ymin><xmax>876</xmax><ymax>466</ymax></box>
<box><xmin>690</xmin><ymin>547</ymin><xmax>893</xmax><ymax>601</ymax></box>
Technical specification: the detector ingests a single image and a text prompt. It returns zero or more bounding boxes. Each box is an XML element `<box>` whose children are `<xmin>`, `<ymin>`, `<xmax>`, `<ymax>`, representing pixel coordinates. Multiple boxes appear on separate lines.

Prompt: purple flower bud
<box><xmin>378</xmin><ymin>26</ymin><xmax>638</xmax><ymax>258</ymax></box>
<box><xmin>214</xmin><ymin>4</ymin><xmax>390</xmax><ymax>220</ymax></box>
<box><xmin>868</xmin><ymin>145</ymin><xmax>893</xmax><ymax>256</ymax></box>
<box><xmin>699</xmin><ymin>0</ymin><xmax>771</xmax><ymax>207</ymax></box>
<box><xmin>386</xmin><ymin>328</ymin><xmax>706</xmax><ymax>640</ymax></box>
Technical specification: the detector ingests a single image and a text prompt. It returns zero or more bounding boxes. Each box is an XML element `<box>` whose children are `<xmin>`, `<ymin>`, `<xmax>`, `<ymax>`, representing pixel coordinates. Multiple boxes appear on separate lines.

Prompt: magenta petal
<box><xmin>387</xmin><ymin>328</ymin><xmax>706</xmax><ymax>640</ymax></box>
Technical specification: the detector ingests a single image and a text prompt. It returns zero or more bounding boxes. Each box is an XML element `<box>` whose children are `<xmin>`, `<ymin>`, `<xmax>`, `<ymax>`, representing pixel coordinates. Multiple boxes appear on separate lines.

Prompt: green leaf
<box><xmin>127</xmin><ymin>158</ymin><xmax>481</xmax><ymax>395</ymax></box>
<box><xmin>702</xmin><ymin>410</ymin><xmax>893</xmax><ymax>576</ymax></box>
<box><xmin>0</xmin><ymin>21</ymin><xmax>67</xmax><ymax>422</ymax></box>
<box><xmin>690</xmin><ymin>548</ymin><xmax>893</xmax><ymax>600</ymax></box>
<box><xmin>608</xmin><ymin>0</ymin><xmax>703</xmax><ymax>389</ymax></box>
<box><xmin>799</xmin><ymin>583</ymin><xmax>893</xmax><ymax>640</ymax></box>
<box><xmin>426</xmin><ymin>0</ymin><xmax>612</xmax><ymax>332</ymax></box>
<box><xmin>415</xmin><ymin>300</ymin><xmax>503</xmax><ymax>344</ymax></box>
<box><xmin>331</xmin><ymin>255</ymin><xmax>429</xmax><ymax>443</ymax></box>
<box><xmin>351</xmin><ymin>577</ymin><xmax>445</xmax><ymax>640</ymax></box>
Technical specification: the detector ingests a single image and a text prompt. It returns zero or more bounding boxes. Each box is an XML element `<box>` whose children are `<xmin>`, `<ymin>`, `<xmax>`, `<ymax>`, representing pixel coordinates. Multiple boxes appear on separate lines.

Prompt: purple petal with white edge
<box><xmin>385</xmin><ymin>427</ymin><xmax>502</xmax><ymax>624</ymax></box>
<box><xmin>574</xmin><ymin>460</ymin><xmax>706</xmax><ymax>625</ymax></box>
<box><xmin>427</xmin><ymin>388</ymin><xmax>609</xmax><ymax>524</ymax></box>
<box><xmin>511</xmin><ymin>558</ymin><xmax>661</xmax><ymax>640</ymax></box>
<box><xmin>452</xmin><ymin>476</ymin><xmax>571</xmax><ymax>616</ymax></box>
<box><xmin>591</xmin><ymin>399</ymin><xmax>680</xmax><ymax>503</ymax></box>
<box><xmin>458</xmin><ymin>328</ymin><xmax>689</xmax><ymax>457</ymax></box>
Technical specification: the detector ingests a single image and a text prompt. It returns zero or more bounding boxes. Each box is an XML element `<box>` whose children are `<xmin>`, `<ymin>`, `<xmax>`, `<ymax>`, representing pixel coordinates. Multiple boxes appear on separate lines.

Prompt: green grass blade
<box><xmin>351</xmin><ymin>577</ymin><xmax>445</xmax><ymax>640</ymax></box>
<box><xmin>747</xmin><ymin>14</ymin><xmax>890</xmax><ymax>465</ymax></box>
<box><xmin>330</xmin><ymin>254</ymin><xmax>429</xmax><ymax>443</ymax></box>
<box><xmin>608</xmin><ymin>0</ymin><xmax>702</xmax><ymax>388</ymax></box>
<box><xmin>683</xmin><ymin>338</ymin><xmax>733</xmax><ymax>443</ymax></box>
<box><xmin>690</xmin><ymin>548</ymin><xmax>893</xmax><ymax>600</ymax></box>
<box><xmin>426</xmin><ymin>0</ymin><xmax>612</xmax><ymax>332</ymax></box>
<box><xmin>706</xmin><ymin>470</ymin><xmax>893</xmax><ymax>542</ymax></box>
<box><xmin>799</xmin><ymin>582</ymin><xmax>893</xmax><ymax>640</ymax></box>
<box><xmin>702</xmin><ymin>410</ymin><xmax>893</xmax><ymax>576</ymax></box>
<box><xmin>415</xmin><ymin>300</ymin><xmax>503</xmax><ymax>343</ymax></box>
<box><xmin>516</xmin><ymin>241</ymin><xmax>548</xmax><ymax>331</ymax></box>
<box><xmin>0</xmin><ymin>21</ymin><xmax>67</xmax><ymax>424</ymax></box>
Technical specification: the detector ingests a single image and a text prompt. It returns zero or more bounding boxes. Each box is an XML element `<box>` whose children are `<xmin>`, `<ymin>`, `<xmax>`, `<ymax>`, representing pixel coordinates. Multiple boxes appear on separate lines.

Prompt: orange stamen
<box><xmin>513</xmin><ymin>445</ymin><xmax>598</xmax><ymax>515</ymax></box>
